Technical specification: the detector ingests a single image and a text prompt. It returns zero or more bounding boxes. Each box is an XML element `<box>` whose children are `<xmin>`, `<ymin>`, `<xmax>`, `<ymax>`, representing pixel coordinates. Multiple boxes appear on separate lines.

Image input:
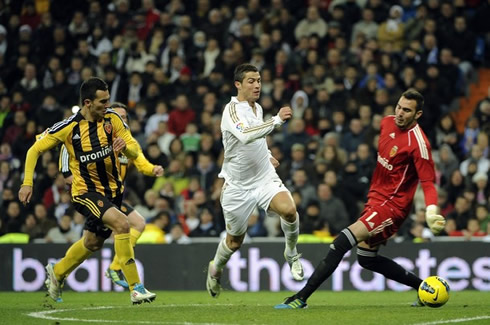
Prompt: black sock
<box><xmin>297</xmin><ymin>228</ymin><xmax>357</xmax><ymax>301</ymax></box>
<box><xmin>357</xmin><ymin>247</ymin><xmax>422</xmax><ymax>290</ymax></box>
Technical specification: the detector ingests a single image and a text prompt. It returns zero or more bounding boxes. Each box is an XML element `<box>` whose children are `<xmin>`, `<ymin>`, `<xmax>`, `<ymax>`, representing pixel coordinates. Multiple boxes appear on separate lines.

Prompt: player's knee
<box><xmin>84</xmin><ymin>236</ymin><xmax>104</xmax><ymax>251</ymax></box>
<box><xmin>112</xmin><ymin>218</ymin><xmax>130</xmax><ymax>234</ymax></box>
<box><xmin>280</xmin><ymin>207</ymin><xmax>297</xmax><ymax>223</ymax></box>
<box><xmin>129</xmin><ymin>214</ymin><xmax>145</xmax><ymax>232</ymax></box>
<box><xmin>357</xmin><ymin>254</ymin><xmax>378</xmax><ymax>271</ymax></box>
<box><xmin>226</xmin><ymin>237</ymin><xmax>243</xmax><ymax>251</ymax></box>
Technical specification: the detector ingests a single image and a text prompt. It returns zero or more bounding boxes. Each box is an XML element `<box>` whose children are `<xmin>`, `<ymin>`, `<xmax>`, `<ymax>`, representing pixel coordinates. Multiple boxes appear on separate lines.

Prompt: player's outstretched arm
<box><xmin>133</xmin><ymin>145</ymin><xmax>163</xmax><ymax>177</ymax></box>
<box><xmin>20</xmin><ymin>134</ymin><xmax>60</xmax><ymax>205</ymax></box>
<box><xmin>223</xmin><ymin>105</ymin><xmax>292</xmax><ymax>144</ymax></box>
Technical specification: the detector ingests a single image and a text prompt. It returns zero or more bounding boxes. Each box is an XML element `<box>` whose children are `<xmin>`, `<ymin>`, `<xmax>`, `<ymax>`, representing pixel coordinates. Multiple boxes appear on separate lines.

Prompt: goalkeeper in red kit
<box><xmin>275</xmin><ymin>89</ymin><xmax>446</xmax><ymax>309</ymax></box>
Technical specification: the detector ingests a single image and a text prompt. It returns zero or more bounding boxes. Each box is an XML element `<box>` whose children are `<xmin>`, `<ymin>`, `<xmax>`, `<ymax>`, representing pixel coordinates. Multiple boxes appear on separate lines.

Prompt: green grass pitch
<box><xmin>0</xmin><ymin>290</ymin><xmax>488</xmax><ymax>324</ymax></box>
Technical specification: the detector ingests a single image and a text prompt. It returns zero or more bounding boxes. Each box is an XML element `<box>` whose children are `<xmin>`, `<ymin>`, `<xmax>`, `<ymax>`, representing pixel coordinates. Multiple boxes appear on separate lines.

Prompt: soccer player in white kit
<box><xmin>206</xmin><ymin>63</ymin><xmax>304</xmax><ymax>298</ymax></box>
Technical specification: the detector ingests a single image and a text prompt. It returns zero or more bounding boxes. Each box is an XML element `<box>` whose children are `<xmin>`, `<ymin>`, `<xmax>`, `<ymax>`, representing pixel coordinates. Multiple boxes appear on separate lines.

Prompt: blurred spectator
<box><xmin>44</xmin><ymin>214</ymin><xmax>80</xmax><ymax>243</ymax></box>
<box><xmin>138</xmin><ymin>210</ymin><xmax>170</xmax><ymax>244</ymax></box>
<box><xmin>316</xmin><ymin>183</ymin><xmax>350</xmax><ymax>235</ymax></box>
<box><xmin>294</xmin><ymin>6</ymin><xmax>328</xmax><ymax>41</ymax></box>
<box><xmin>447</xmin><ymin>195</ymin><xmax>472</xmax><ymax>230</ymax></box>
<box><xmin>459</xmin><ymin>144</ymin><xmax>489</xmax><ymax>177</ymax></box>
<box><xmin>435</xmin><ymin>144</ymin><xmax>459</xmax><ymax>187</ymax></box>
<box><xmin>475</xmin><ymin>204</ymin><xmax>490</xmax><ymax>233</ymax></box>
<box><xmin>377</xmin><ymin>5</ymin><xmax>405</xmax><ymax>52</ymax></box>
<box><xmin>444</xmin><ymin>169</ymin><xmax>465</xmax><ymax>205</ymax></box>
<box><xmin>247</xmin><ymin>208</ymin><xmax>268</xmax><ymax>237</ymax></box>
<box><xmin>448</xmin><ymin>218</ymin><xmax>486</xmax><ymax>239</ymax></box>
<box><xmin>189</xmin><ymin>207</ymin><xmax>219</xmax><ymax>237</ymax></box>
<box><xmin>3</xmin><ymin>201</ymin><xmax>23</xmax><ymax>233</ymax></box>
<box><xmin>282</xmin><ymin>119</ymin><xmax>309</xmax><ymax>158</ymax></box>
<box><xmin>2</xmin><ymin>111</ymin><xmax>27</xmax><ymax>145</ymax></box>
<box><xmin>167</xmin><ymin>94</ymin><xmax>195</xmax><ymax>136</ymax></box>
<box><xmin>20</xmin><ymin>213</ymin><xmax>43</xmax><ymax>241</ymax></box>
<box><xmin>472</xmin><ymin>172</ymin><xmax>489</xmax><ymax>206</ymax></box>
<box><xmin>324</xmin><ymin>169</ymin><xmax>361</xmax><ymax>223</ymax></box>
<box><xmin>165</xmin><ymin>223</ymin><xmax>191</xmax><ymax>244</ymax></box>
<box><xmin>189</xmin><ymin>152</ymin><xmax>218</xmax><ymax>193</ymax></box>
<box><xmin>181</xmin><ymin>123</ymin><xmax>201</xmax><ymax>153</ymax></box>
<box><xmin>277</xmin><ymin>143</ymin><xmax>314</xmax><ymax>183</ymax></box>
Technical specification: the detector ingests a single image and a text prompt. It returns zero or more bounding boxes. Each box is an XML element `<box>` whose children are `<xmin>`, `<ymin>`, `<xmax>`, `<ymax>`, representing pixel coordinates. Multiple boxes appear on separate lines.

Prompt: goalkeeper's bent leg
<box><xmin>357</xmin><ymin>247</ymin><xmax>422</xmax><ymax>289</ymax></box>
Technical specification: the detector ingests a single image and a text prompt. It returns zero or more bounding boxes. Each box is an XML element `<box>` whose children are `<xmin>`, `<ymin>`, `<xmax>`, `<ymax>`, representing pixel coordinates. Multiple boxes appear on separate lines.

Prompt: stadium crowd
<box><xmin>0</xmin><ymin>0</ymin><xmax>489</xmax><ymax>244</ymax></box>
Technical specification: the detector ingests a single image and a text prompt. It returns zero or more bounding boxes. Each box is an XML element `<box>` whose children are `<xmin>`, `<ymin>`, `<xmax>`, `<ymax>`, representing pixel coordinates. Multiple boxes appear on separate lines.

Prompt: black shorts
<box><xmin>72</xmin><ymin>192</ymin><xmax>123</xmax><ymax>239</ymax></box>
<box><xmin>120</xmin><ymin>201</ymin><xmax>135</xmax><ymax>216</ymax></box>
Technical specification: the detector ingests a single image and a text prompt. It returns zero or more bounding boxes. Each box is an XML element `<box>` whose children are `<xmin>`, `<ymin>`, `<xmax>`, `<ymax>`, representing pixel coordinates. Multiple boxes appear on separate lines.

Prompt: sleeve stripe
<box><xmin>50</xmin><ymin>114</ymin><xmax>77</xmax><ymax>133</ymax></box>
<box><xmin>242</xmin><ymin>118</ymin><xmax>274</xmax><ymax>133</ymax></box>
<box><xmin>412</xmin><ymin>125</ymin><xmax>429</xmax><ymax>159</ymax></box>
<box><xmin>60</xmin><ymin>145</ymin><xmax>70</xmax><ymax>173</ymax></box>
<box><xmin>229</xmin><ymin>102</ymin><xmax>239</xmax><ymax>123</ymax></box>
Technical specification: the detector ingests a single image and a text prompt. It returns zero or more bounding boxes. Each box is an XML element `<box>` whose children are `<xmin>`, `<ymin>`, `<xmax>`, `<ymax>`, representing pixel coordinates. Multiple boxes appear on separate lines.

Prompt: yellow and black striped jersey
<box><xmin>59</xmin><ymin>141</ymin><xmax>155</xmax><ymax>182</ymax></box>
<box><xmin>24</xmin><ymin>109</ymin><xmax>139</xmax><ymax>198</ymax></box>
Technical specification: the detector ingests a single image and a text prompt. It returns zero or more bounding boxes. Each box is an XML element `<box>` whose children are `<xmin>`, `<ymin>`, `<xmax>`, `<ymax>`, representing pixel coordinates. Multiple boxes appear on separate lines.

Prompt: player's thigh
<box><xmin>72</xmin><ymin>193</ymin><xmax>116</xmax><ymax>240</ymax></box>
<box><xmin>358</xmin><ymin>205</ymin><xmax>405</xmax><ymax>248</ymax></box>
<box><xmin>257</xmin><ymin>177</ymin><xmax>294</xmax><ymax>216</ymax></box>
<box><xmin>221</xmin><ymin>185</ymin><xmax>256</xmax><ymax>236</ymax></box>
<box><xmin>122</xmin><ymin>202</ymin><xmax>145</xmax><ymax>231</ymax></box>
<box><xmin>102</xmin><ymin>207</ymin><xmax>130</xmax><ymax>234</ymax></box>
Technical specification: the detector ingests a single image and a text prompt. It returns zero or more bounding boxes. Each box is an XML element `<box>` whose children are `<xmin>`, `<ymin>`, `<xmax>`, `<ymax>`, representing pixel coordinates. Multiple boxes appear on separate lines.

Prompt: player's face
<box><xmin>114</xmin><ymin>107</ymin><xmax>128</xmax><ymax>124</ymax></box>
<box><xmin>236</xmin><ymin>71</ymin><xmax>261</xmax><ymax>104</ymax></box>
<box><xmin>88</xmin><ymin>90</ymin><xmax>110</xmax><ymax>121</ymax></box>
<box><xmin>394</xmin><ymin>96</ymin><xmax>422</xmax><ymax>130</ymax></box>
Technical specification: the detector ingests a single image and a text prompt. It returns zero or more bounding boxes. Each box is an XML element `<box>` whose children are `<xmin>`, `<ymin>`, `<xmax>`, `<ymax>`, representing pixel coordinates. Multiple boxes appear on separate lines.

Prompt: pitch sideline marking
<box><xmin>412</xmin><ymin>315</ymin><xmax>490</xmax><ymax>325</ymax></box>
<box><xmin>27</xmin><ymin>305</ymin><xmax>241</xmax><ymax>325</ymax></box>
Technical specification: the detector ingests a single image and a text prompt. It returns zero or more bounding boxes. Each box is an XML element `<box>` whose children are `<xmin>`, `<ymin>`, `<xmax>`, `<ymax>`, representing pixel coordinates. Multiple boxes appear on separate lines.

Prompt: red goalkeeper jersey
<box><xmin>367</xmin><ymin>116</ymin><xmax>437</xmax><ymax>215</ymax></box>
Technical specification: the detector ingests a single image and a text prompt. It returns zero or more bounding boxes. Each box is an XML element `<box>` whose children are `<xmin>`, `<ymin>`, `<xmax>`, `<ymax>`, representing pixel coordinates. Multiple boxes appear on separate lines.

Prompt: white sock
<box><xmin>212</xmin><ymin>238</ymin><xmax>234</xmax><ymax>277</ymax></box>
<box><xmin>281</xmin><ymin>213</ymin><xmax>299</xmax><ymax>257</ymax></box>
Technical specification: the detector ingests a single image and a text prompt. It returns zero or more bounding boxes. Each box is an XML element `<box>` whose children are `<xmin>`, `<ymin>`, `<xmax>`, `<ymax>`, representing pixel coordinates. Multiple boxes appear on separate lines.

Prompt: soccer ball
<box><xmin>418</xmin><ymin>276</ymin><xmax>450</xmax><ymax>308</ymax></box>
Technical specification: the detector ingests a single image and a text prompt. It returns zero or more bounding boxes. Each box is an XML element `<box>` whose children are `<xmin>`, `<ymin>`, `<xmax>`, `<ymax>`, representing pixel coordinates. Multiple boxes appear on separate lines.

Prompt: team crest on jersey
<box><xmin>389</xmin><ymin>145</ymin><xmax>398</xmax><ymax>157</ymax></box>
<box><xmin>104</xmin><ymin>121</ymin><xmax>112</xmax><ymax>134</ymax></box>
<box><xmin>121</xmin><ymin>206</ymin><xmax>127</xmax><ymax>212</ymax></box>
<box><xmin>97</xmin><ymin>200</ymin><xmax>104</xmax><ymax>208</ymax></box>
<box><xmin>235</xmin><ymin>122</ymin><xmax>245</xmax><ymax>132</ymax></box>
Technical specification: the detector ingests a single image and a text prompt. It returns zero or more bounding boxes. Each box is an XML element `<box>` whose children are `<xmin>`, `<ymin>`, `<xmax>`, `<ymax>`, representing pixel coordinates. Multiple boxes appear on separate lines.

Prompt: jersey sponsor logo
<box><xmin>235</xmin><ymin>122</ymin><xmax>245</xmax><ymax>132</ymax></box>
<box><xmin>104</xmin><ymin>121</ymin><xmax>112</xmax><ymax>134</ymax></box>
<box><xmin>377</xmin><ymin>154</ymin><xmax>393</xmax><ymax>171</ymax></box>
<box><xmin>77</xmin><ymin>145</ymin><xmax>113</xmax><ymax>163</ymax></box>
<box><xmin>389</xmin><ymin>145</ymin><xmax>398</xmax><ymax>157</ymax></box>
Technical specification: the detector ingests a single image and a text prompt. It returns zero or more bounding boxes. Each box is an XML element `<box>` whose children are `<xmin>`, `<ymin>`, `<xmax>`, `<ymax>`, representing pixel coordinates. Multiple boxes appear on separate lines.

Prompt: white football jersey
<box><xmin>219</xmin><ymin>96</ymin><xmax>283</xmax><ymax>189</ymax></box>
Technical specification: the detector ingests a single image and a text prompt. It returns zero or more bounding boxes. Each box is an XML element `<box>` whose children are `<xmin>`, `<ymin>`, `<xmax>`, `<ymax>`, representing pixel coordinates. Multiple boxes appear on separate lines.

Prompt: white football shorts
<box><xmin>220</xmin><ymin>175</ymin><xmax>289</xmax><ymax>236</ymax></box>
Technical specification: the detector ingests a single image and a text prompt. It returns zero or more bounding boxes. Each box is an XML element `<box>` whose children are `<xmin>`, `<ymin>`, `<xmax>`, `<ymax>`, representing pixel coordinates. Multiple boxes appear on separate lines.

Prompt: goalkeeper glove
<box><xmin>425</xmin><ymin>205</ymin><xmax>446</xmax><ymax>235</ymax></box>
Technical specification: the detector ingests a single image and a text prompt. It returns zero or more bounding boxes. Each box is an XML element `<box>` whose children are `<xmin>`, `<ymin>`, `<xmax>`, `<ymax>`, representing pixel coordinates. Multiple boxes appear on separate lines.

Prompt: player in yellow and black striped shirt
<box><xmin>58</xmin><ymin>102</ymin><xmax>164</xmax><ymax>289</ymax></box>
<box><xmin>19</xmin><ymin>77</ymin><xmax>156</xmax><ymax>304</ymax></box>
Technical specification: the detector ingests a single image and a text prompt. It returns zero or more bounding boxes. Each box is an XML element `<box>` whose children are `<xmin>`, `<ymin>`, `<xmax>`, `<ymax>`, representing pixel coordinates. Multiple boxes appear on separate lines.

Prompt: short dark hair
<box><xmin>401</xmin><ymin>89</ymin><xmax>424</xmax><ymax>111</ymax></box>
<box><xmin>79</xmin><ymin>77</ymin><xmax>108</xmax><ymax>106</ymax></box>
<box><xmin>234</xmin><ymin>63</ymin><xmax>258</xmax><ymax>83</ymax></box>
